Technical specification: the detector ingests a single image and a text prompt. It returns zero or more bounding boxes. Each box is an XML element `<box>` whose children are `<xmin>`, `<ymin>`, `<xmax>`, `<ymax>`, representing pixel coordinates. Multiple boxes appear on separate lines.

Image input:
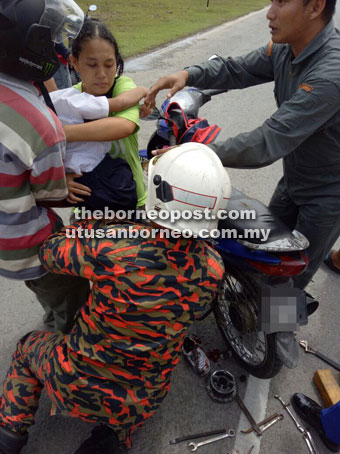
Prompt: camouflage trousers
<box><xmin>0</xmin><ymin>331</ymin><xmax>62</xmax><ymax>434</ymax></box>
<box><xmin>0</xmin><ymin>331</ymin><xmax>164</xmax><ymax>449</ymax></box>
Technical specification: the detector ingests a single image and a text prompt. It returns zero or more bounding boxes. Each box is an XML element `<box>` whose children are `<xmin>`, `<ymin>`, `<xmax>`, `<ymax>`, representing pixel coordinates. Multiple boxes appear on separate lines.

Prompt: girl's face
<box><xmin>70</xmin><ymin>37</ymin><xmax>117</xmax><ymax>96</ymax></box>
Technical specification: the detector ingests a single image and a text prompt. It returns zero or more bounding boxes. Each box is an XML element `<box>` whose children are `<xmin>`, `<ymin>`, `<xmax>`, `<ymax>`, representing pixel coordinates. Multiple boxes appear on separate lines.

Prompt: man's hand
<box><xmin>144</xmin><ymin>70</ymin><xmax>189</xmax><ymax>109</ymax></box>
<box><xmin>139</xmin><ymin>103</ymin><xmax>153</xmax><ymax>118</ymax></box>
<box><xmin>151</xmin><ymin>145</ymin><xmax>180</xmax><ymax>157</ymax></box>
<box><xmin>66</xmin><ymin>173</ymin><xmax>91</xmax><ymax>204</ymax></box>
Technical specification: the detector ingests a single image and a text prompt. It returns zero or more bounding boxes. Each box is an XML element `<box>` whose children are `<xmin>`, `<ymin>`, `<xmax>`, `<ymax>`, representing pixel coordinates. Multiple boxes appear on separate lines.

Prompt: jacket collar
<box><xmin>0</xmin><ymin>72</ymin><xmax>39</xmax><ymax>96</ymax></box>
<box><xmin>292</xmin><ymin>19</ymin><xmax>335</xmax><ymax>65</ymax></box>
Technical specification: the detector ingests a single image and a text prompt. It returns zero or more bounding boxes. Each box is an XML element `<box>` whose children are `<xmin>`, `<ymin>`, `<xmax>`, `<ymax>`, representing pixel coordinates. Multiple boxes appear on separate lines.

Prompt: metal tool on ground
<box><xmin>187</xmin><ymin>429</ymin><xmax>235</xmax><ymax>451</ymax></box>
<box><xmin>299</xmin><ymin>340</ymin><xmax>340</xmax><ymax>372</ymax></box>
<box><xmin>207</xmin><ymin>370</ymin><xmax>262</xmax><ymax>436</ymax></box>
<box><xmin>207</xmin><ymin>370</ymin><xmax>236</xmax><ymax>403</ymax></box>
<box><xmin>241</xmin><ymin>412</ymin><xmax>284</xmax><ymax>434</ymax></box>
<box><xmin>274</xmin><ymin>394</ymin><xmax>320</xmax><ymax>454</ymax></box>
<box><xmin>234</xmin><ymin>391</ymin><xmax>263</xmax><ymax>437</ymax></box>
<box><xmin>169</xmin><ymin>428</ymin><xmax>227</xmax><ymax>445</ymax></box>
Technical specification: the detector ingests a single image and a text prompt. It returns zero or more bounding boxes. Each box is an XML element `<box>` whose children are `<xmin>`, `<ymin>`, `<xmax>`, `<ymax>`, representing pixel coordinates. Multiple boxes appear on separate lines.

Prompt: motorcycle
<box><xmin>140</xmin><ymin>87</ymin><xmax>315</xmax><ymax>379</ymax></box>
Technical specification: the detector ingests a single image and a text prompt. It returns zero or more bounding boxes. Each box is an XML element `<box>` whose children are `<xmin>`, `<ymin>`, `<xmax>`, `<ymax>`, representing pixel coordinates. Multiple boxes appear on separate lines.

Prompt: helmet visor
<box><xmin>39</xmin><ymin>0</ymin><xmax>84</xmax><ymax>43</ymax></box>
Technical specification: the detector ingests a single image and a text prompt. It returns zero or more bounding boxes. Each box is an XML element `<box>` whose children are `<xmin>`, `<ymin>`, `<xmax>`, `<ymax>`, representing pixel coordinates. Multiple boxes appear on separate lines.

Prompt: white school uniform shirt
<box><xmin>50</xmin><ymin>87</ymin><xmax>111</xmax><ymax>174</ymax></box>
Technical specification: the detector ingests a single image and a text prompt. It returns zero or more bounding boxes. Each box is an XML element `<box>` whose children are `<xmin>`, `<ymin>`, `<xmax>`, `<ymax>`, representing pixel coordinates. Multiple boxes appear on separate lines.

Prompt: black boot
<box><xmin>74</xmin><ymin>424</ymin><xmax>120</xmax><ymax>454</ymax></box>
<box><xmin>0</xmin><ymin>425</ymin><xmax>28</xmax><ymax>454</ymax></box>
<box><xmin>291</xmin><ymin>393</ymin><xmax>340</xmax><ymax>453</ymax></box>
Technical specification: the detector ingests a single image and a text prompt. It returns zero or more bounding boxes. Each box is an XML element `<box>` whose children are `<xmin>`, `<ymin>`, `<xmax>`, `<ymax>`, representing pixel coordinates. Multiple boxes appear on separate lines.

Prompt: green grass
<box><xmin>76</xmin><ymin>0</ymin><xmax>269</xmax><ymax>57</ymax></box>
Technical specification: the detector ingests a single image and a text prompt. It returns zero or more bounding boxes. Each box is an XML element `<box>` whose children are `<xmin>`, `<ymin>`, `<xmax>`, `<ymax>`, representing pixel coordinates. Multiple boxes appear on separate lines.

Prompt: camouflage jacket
<box><xmin>39</xmin><ymin>220</ymin><xmax>224</xmax><ymax>444</ymax></box>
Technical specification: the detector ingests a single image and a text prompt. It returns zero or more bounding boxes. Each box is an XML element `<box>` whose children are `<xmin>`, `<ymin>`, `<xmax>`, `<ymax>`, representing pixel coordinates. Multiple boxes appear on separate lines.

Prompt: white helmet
<box><xmin>145</xmin><ymin>143</ymin><xmax>231</xmax><ymax>236</ymax></box>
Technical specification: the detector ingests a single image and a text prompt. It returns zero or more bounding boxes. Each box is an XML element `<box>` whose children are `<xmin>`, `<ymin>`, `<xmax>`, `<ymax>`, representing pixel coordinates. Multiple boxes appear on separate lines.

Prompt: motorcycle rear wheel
<box><xmin>213</xmin><ymin>269</ymin><xmax>283</xmax><ymax>379</ymax></box>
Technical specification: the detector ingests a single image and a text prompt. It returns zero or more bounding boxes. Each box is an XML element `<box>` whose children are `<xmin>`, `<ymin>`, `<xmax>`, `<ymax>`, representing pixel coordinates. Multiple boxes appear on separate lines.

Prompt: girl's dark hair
<box><xmin>72</xmin><ymin>19</ymin><xmax>124</xmax><ymax>76</ymax></box>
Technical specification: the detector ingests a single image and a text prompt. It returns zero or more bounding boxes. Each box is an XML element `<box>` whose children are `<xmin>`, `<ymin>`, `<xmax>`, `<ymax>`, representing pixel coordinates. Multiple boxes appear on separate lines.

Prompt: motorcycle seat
<box><xmin>218</xmin><ymin>188</ymin><xmax>297</xmax><ymax>245</ymax></box>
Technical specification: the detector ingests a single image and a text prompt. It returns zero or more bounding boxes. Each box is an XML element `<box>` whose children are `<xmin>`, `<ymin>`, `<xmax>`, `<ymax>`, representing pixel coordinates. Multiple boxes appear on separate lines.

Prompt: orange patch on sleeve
<box><xmin>299</xmin><ymin>83</ymin><xmax>313</xmax><ymax>92</ymax></box>
<box><xmin>267</xmin><ymin>40</ymin><xmax>273</xmax><ymax>56</ymax></box>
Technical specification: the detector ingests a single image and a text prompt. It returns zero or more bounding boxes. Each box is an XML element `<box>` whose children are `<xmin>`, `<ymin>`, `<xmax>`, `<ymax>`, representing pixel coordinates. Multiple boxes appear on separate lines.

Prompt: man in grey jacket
<box><xmin>145</xmin><ymin>0</ymin><xmax>340</xmax><ymax>290</ymax></box>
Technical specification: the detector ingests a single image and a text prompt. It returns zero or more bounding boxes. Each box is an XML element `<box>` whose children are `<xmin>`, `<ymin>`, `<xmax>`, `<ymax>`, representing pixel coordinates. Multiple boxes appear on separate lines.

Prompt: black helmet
<box><xmin>0</xmin><ymin>0</ymin><xmax>84</xmax><ymax>82</ymax></box>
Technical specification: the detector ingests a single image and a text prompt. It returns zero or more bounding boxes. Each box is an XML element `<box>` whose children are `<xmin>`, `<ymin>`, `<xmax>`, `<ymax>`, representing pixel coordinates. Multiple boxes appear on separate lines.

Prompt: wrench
<box><xmin>170</xmin><ymin>428</ymin><xmax>227</xmax><ymax>444</ymax></box>
<box><xmin>303</xmin><ymin>429</ymin><xmax>321</xmax><ymax>454</ymax></box>
<box><xmin>241</xmin><ymin>413</ymin><xmax>283</xmax><ymax>434</ymax></box>
<box><xmin>260</xmin><ymin>414</ymin><xmax>284</xmax><ymax>432</ymax></box>
<box><xmin>274</xmin><ymin>394</ymin><xmax>320</xmax><ymax>454</ymax></box>
<box><xmin>188</xmin><ymin>429</ymin><xmax>235</xmax><ymax>451</ymax></box>
<box><xmin>299</xmin><ymin>340</ymin><xmax>340</xmax><ymax>372</ymax></box>
<box><xmin>233</xmin><ymin>392</ymin><xmax>262</xmax><ymax>436</ymax></box>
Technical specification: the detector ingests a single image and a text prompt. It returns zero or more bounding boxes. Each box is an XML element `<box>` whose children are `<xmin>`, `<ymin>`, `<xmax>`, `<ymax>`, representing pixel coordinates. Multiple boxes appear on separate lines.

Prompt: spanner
<box><xmin>274</xmin><ymin>394</ymin><xmax>320</xmax><ymax>454</ymax></box>
<box><xmin>241</xmin><ymin>413</ymin><xmax>283</xmax><ymax>434</ymax></box>
<box><xmin>188</xmin><ymin>429</ymin><xmax>235</xmax><ymax>451</ymax></box>
<box><xmin>233</xmin><ymin>392</ymin><xmax>262</xmax><ymax>436</ymax></box>
<box><xmin>299</xmin><ymin>340</ymin><xmax>340</xmax><ymax>372</ymax></box>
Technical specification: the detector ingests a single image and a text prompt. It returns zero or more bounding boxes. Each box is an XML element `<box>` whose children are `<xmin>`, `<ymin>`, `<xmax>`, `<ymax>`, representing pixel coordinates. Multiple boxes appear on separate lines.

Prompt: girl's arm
<box><xmin>108</xmin><ymin>86</ymin><xmax>147</xmax><ymax>113</ymax></box>
<box><xmin>44</xmin><ymin>78</ymin><xmax>58</xmax><ymax>92</ymax></box>
<box><xmin>64</xmin><ymin>116</ymin><xmax>137</xmax><ymax>142</ymax></box>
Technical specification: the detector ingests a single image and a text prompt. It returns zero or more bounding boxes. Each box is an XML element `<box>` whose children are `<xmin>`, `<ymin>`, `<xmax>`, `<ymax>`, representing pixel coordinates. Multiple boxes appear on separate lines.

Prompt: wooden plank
<box><xmin>313</xmin><ymin>369</ymin><xmax>340</xmax><ymax>407</ymax></box>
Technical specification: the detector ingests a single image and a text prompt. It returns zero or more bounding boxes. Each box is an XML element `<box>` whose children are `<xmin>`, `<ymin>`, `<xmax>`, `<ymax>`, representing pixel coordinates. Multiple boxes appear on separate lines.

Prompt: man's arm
<box><xmin>39</xmin><ymin>222</ymin><xmax>92</xmax><ymax>279</ymax></box>
<box><xmin>39</xmin><ymin>220</ymin><xmax>122</xmax><ymax>280</ymax></box>
<box><xmin>145</xmin><ymin>44</ymin><xmax>274</xmax><ymax>108</ymax></box>
<box><xmin>185</xmin><ymin>47</ymin><xmax>274</xmax><ymax>90</ymax></box>
<box><xmin>30</xmin><ymin>141</ymin><xmax>68</xmax><ymax>201</ymax></box>
<box><xmin>210</xmin><ymin>79</ymin><xmax>340</xmax><ymax>168</ymax></box>
<box><xmin>145</xmin><ymin>70</ymin><xmax>189</xmax><ymax>108</ymax></box>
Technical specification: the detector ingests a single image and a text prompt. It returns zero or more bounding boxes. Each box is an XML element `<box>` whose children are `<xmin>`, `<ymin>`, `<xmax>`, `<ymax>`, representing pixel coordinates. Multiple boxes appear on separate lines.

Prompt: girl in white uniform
<box><xmin>51</xmin><ymin>85</ymin><xmax>147</xmax><ymax>212</ymax></box>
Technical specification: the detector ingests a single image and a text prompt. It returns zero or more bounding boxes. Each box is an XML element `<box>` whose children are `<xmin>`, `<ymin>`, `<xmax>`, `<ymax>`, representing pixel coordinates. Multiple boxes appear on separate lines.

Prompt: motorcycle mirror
<box><xmin>88</xmin><ymin>4</ymin><xmax>97</xmax><ymax>12</ymax></box>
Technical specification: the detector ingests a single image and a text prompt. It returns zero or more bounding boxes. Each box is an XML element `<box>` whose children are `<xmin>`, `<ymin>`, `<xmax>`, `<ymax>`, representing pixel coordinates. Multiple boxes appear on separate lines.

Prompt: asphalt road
<box><xmin>1</xmin><ymin>6</ymin><xmax>340</xmax><ymax>454</ymax></box>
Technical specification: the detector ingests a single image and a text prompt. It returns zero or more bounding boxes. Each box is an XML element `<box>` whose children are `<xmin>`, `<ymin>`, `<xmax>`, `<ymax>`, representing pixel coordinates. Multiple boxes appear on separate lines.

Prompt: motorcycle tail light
<box><xmin>246</xmin><ymin>252</ymin><xmax>309</xmax><ymax>276</ymax></box>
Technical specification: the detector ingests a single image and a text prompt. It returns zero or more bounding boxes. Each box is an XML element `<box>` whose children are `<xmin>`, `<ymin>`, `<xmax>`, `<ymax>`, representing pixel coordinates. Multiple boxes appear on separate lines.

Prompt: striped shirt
<box><xmin>0</xmin><ymin>73</ymin><xmax>68</xmax><ymax>280</ymax></box>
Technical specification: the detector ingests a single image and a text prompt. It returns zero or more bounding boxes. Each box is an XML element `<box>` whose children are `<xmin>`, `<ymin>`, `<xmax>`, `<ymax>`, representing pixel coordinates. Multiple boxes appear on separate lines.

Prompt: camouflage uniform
<box><xmin>0</xmin><ymin>220</ymin><xmax>224</xmax><ymax>448</ymax></box>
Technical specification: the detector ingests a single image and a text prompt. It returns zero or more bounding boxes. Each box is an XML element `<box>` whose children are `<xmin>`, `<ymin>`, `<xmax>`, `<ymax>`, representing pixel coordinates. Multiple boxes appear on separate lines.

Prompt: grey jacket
<box><xmin>186</xmin><ymin>20</ymin><xmax>340</xmax><ymax>204</ymax></box>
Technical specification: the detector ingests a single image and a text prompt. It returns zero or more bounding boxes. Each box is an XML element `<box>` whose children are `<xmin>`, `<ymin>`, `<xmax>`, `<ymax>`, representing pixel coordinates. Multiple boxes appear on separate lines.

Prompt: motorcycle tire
<box><xmin>146</xmin><ymin>132</ymin><xmax>170</xmax><ymax>160</ymax></box>
<box><xmin>213</xmin><ymin>268</ymin><xmax>283</xmax><ymax>379</ymax></box>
